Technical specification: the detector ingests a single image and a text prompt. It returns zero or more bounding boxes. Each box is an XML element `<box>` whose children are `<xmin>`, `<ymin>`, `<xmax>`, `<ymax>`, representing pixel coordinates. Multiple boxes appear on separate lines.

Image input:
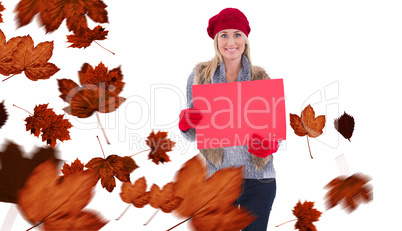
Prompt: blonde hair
<box><xmin>201</xmin><ymin>31</ymin><xmax>254</xmax><ymax>82</ymax></box>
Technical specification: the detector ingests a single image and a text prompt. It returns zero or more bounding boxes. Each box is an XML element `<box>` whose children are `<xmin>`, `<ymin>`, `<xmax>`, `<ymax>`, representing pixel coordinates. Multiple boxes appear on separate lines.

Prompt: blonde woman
<box><xmin>179</xmin><ymin>8</ymin><xmax>279</xmax><ymax>231</ymax></box>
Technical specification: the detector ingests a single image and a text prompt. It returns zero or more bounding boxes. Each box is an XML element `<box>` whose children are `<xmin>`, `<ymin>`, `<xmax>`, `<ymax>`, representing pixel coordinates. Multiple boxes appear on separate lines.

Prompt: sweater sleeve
<box><xmin>180</xmin><ymin>70</ymin><xmax>196</xmax><ymax>142</ymax></box>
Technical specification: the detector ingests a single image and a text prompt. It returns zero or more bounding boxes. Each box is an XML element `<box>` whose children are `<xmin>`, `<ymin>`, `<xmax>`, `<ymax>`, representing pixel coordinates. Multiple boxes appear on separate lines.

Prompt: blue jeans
<box><xmin>233</xmin><ymin>178</ymin><xmax>276</xmax><ymax>231</ymax></box>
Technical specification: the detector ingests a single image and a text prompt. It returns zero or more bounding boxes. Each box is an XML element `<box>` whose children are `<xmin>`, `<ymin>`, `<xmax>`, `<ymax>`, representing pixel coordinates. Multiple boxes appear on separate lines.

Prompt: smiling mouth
<box><xmin>225</xmin><ymin>48</ymin><xmax>238</xmax><ymax>52</ymax></box>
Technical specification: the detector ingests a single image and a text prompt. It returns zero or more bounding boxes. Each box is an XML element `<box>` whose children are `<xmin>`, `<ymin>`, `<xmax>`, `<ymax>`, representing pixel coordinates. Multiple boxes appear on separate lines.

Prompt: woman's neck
<box><xmin>223</xmin><ymin>58</ymin><xmax>242</xmax><ymax>82</ymax></box>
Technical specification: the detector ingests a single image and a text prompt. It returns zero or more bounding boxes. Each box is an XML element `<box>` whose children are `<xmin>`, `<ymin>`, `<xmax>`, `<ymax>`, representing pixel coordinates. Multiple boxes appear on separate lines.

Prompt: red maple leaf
<box><xmin>67</xmin><ymin>25</ymin><xmax>109</xmax><ymax>49</ymax></box>
<box><xmin>25</xmin><ymin>104</ymin><xmax>72</xmax><ymax>147</ymax></box>
<box><xmin>324</xmin><ymin>173</ymin><xmax>373</xmax><ymax>212</ymax></box>
<box><xmin>292</xmin><ymin>201</ymin><xmax>322</xmax><ymax>231</ymax></box>
<box><xmin>61</xmin><ymin>158</ymin><xmax>84</xmax><ymax>177</ymax></box>
<box><xmin>146</xmin><ymin>130</ymin><xmax>176</xmax><ymax>165</ymax></box>
<box><xmin>85</xmin><ymin>155</ymin><xmax>139</xmax><ymax>192</ymax></box>
<box><xmin>15</xmin><ymin>0</ymin><xmax>108</xmax><ymax>36</ymax></box>
<box><xmin>57</xmin><ymin>62</ymin><xmax>126</xmax><ymax>118</ymax></box>
<box><xmin>0</xmin><ymin>30</ymin><xmax>59</xmax><ymax>81</ymax></box>
<box><xmin>0</xmin><ymin>2</ymin><xmax>5</xmax><ymax>23</ymax></box>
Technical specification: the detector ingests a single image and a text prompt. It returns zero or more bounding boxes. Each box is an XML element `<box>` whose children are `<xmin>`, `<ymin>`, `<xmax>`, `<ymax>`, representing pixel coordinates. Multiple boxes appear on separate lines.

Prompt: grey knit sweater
<box><xmin>181</xmin><ymin>55</ymin><xmax>277</xmax><ymax>179</ymax></box>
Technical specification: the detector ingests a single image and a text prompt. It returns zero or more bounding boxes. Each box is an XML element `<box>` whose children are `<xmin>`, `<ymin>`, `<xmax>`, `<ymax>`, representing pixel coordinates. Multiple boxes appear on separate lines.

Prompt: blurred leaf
<box><xmin>0</xmin><ymin>141</ymin><xmax>59</xmax><ymax>203</ymax></box>
<box><xmin>324</xmin><ymin>173</ymin><xmax>373</xmax><ymax>212</ymax></box>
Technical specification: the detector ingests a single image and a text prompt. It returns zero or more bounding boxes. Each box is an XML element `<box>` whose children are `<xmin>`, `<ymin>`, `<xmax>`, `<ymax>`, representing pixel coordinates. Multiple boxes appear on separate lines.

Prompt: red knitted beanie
<box><xmin>207</xmin><ymin>8</ymin><xmax>251</xmax><ymax>39</ymax></box>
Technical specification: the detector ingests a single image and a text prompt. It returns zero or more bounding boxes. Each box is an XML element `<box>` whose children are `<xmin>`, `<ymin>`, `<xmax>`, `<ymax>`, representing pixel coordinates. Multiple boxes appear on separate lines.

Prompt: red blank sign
<box><xmin>192</xmin><ymin>79</ymin><xmax>286</xmax><ymax>149</ymax></box>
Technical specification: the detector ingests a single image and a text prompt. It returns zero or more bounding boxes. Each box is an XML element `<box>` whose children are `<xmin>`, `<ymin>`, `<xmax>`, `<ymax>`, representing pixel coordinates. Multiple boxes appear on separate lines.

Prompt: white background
<box><xmin>0</xmin><ymin>0</ymin><xmax>401</xmax><ymax>230</ymax></box>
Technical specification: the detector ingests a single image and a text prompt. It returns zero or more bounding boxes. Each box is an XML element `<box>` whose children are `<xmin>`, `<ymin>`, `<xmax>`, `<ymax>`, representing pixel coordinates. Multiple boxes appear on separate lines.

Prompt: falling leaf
<box><xmin>67</xmin><ymin>25</ymin><xmax>108</xmax><ymax>48</ymax></box>
<box><xmin>0</xmin><ymin>2</ymin><xmax>5</xmax><ymax>23</ymax></box>
<box><xmin>146</xmin><ymin>130</ymin><xmax>176</xmax><ymax>165</ymax></box>
<box><xmin>17</xmin><ymin>160</ymin><xmax>107</xmax><ymax>229</ymax></box>
<box><xmin>0</xmin><ymin>100</ymin><xmax>8</xmax><ymax>128</ymax></box>
<box><xmin>292</xmin><ymin>201</ymin><xmax>322</xmax><ymax>231</ymax></box>
<box><xmin>149</xmin><ymin>182</ymin><xmax>183</xmax><ymax>213</ymax></box>
<box><xmin>120</xmin><ymin>177</ymin><xmax>150</xmax><ymax>208</ymax></box>
<box><xmin>171</xmin><ymin>154</ymin><xmax>255</xmax><ymax>231</ymax></box>
<box><xmin>57</xmin><ymin>62</ymin><xmax>126</xmax><ymax>118</ymax></box>
<box><xmin>0</xmin><ymin>141</ymin><xmax>59</xmax><ymax>203</ymax></box>
<box><xmin>334</xmin><ymin>111</ymin><xmax>355</xmax><ymax>141</ymax></box>
<box><xmin>0</xmin><ymin>29</ymin><xmax>24</xmax><ymax>76</ymax></box>
<box><xmin>25</xmin><ymin>104</ymin><xmax>73</xmax><ymax>147</ymax></box>
<box><xmin>85</xmin><ymin>155</ymin><xmax>138</xmax><ymax>192</ymax></box>
<box><xmin>6</xmin><ymin>35</ymin><xmax>59</xmax><ymax>81</ymax></box>
<box><xmin>324</xmin><ymin>173</ymin><xmax>373</xmax><ymax>212</ymax></box>
<box><xmin>289</xmin><ymin>104</ymin><xmax>326</xmax><ymax>158</ymax></box>
<box><xmin>15</xmin><ymin>0</ymin><xmax>108</xmax><ymax>36</ymax></box>
<box><xmin>61</xmin><ymin>158</ymin><xmax>84</xmax><ymax>177</ymax></box>
<box><xmin>290</xmin><ymin>104</ymin><xmax>326</xmax><ymax>138</ymax></box>
<box><xmin>78</xmin><ymin>62</ymin><xmax>124</xmax><ymax>96</ymax></box>
<box><xmin>191</xmin><ymin>206</ymin><xmax>256</xmax><ymax>231</ymax></box>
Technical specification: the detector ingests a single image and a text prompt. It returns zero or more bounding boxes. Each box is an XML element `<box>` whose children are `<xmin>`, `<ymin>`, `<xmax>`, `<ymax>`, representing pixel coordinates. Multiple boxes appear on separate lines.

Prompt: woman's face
<box><xmin>217</xmin><ymin>29</ymin><xmax>246</xmax><ymax>62</ymax></box>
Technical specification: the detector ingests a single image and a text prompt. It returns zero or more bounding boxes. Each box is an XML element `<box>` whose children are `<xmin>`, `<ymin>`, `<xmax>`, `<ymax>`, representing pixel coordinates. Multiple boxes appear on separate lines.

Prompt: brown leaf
<box><xmin>172</xmin><ymin>154</ymin><xmax>254</xmax><ymax>230</ymax></box>
<box><xmin>61</xmin><ymin>158</ymin><xmax>84</xmax><ymax>177</ymax></box>
<box><xmin>290</xmin><ymin>104</ymin><xmax>326</xmax><ymax>138</ymax></box>
<box><xmin>0</xmin><ymin>141</ymin><xmax>59</xmax><ymax>203</ymax></box>
<box><xmin>10</xmin><ymin>35</ymin><xmax>59</xmax><ymax>81</ymax></box>
<box><xmin>191</xmin><ymin>206</ymin><xmax>255</xmax><ymax>231</ymax></box>
<box><xmin>0</xmin><ymin>29</ymin><xmax>24</xmax><ymax>76</ymax></box>
<box><xmin>0</xmin><ymin>2</ymin><xmax>5</xmax><ymax>23</ymax></box>
<box><xmin>292</xmin><ymin>200</ymin><xmax>322</xmax><ymax>231</ymax></box>
<box><xmin>15</xmin><ymin>0</ymin><xmax>108</xmax><ymax>36</ymax></box>
<box><xmin>289</xmin><ymin>104</ymin><xmax>326</xmax><ymax>158</ymax></box>
<box><xmin>120</xmin><ymin>177</ymin><xmax>150</xmax><ymax>208</ymax></box>
<box><xmin>0</xmin><ymin>100</ymin><xmax>8</xmax><ymax>128</ymax></box>
<box><xmin>146</xmin><ymin>130</ymin><xmax>176</xmax><ymax>165</ymax></box>
<box><xmin>149</xmin><ymin>183</ymin><xmax>183</xmax><ymax>213</ymax></box>
<box><xmin>334</xmin><ymin>111</ymin><xmax>355</xmax><ymax>141</ymax></box>
<box><xmin>67</xmin><ymin>25</ymin><xmax>108</xmax><ymax>48</ymax></box>
<box><xmin>324</xmin><ymin>173</ymin><xmax>373</xmax><ymax>212</ymax></box>
<box><xmin>78</xmin><ymin>62</ymin><xmax>124</xmax><ymax>96</ymax></box>
<box><xmin>25</xmin><ymin>104</ymin><xmax>73</xmax><ymax>147</ymax></box>
<box><xmin>57</xmin><ymin>62</ymin><xmax>126</xmax><ymax>118</ymax></box>
<box><xmin>17</xmin><ymin>160</ymin><xmax>107</xmax><ymax>229</ymax></box>
<box><xmin>85</xmin><ymin>155</ymin><xmax>138</xmax><ymax>192</ymax></box>
<box><xmin>43</xmin><ymin>210</ymin><xmax>107</xmax><ymax>230</ymax></box>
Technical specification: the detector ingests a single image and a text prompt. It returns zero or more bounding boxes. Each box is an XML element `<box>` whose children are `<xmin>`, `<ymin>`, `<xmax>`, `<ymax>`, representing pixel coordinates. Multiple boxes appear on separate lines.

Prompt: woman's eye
<box><xmin>221</xmin><ymin>34</ymin><xmax>227</xmax><ymax>38</ymax></box>
<box><xmin>235</xmin><ymin>33</ymin><xmax>241</xmax><ymax>37</ymax></box>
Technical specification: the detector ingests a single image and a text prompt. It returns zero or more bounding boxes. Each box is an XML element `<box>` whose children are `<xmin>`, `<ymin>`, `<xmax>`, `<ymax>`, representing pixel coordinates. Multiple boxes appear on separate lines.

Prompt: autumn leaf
<box><xmin>324</xmin><ymin>173</ymin><xmax>373</xmax><ymax>213</ymax></box>
<box><xmin>120</xmin><ymin>177</ymin><xmax>150</xmax><ymax>208</ymax></box>
<box><xmin>0</xmin><ymin>141</ymin><xmax>59</xmax><ymax>203</ymax></box>
<box><xmin>0</xmin><ymin>29</ymin><xmax>24</xmax><ymax>76</ymax></box>
<box><xmin>0</xmin><ymin>100</ymin><xmax>8</xmax><ymax>128</ymax></box>
<box><xmin>25</xmin><ymin>104</ymin><xmax>73</xmax><ymax>147</ymax></box>
<box><xmin>292</xmin><ymin>200</ymin><xmax>322</xmax><ymax>231</ymax></box>
<box><xmin>57</xmin><ymin>62</ymin><xmax>126</xmax><ymax>118</ymax></box>
<box><xmin>85</xmin><ymin>155</ymin><xmax>138</xmax><ymax>192</ymax></box>
<box><xmin>67</xmin><ymin>25</ymin><xmax>113</xmax><ymax>54</ymax></box>
<box><xmin>17</xmin><ymin>160</ymin><xmax>108</xmax><ymax>229</ymax></box>
<box><xmin>15</xmin><ymin>0</ymin><xmax>108</xmax><ymax>36</ymax></box>
<box><xmin>334</xmin><ymin>111</ymin><xmax>355</xmax><ymax>141</ymax></box>
<box><xmin>79</xmin><ymin>62</ymin><xmax>124</xmax><ymax>96</ymax></box>
<box><xmin>146</xmin><ymin>130</ymin><xmax>176</xmax><ymax>165</ymax></box>
<box><xmin>0</xmin><ymin>2</ymin><xmax>4</xmax><ymax>23</ymax></box>
<box><xmin>289</xmin><ymin>104</ymin><xmax>326</xmax><ymax>158</ymax></box>
<box><xmin>61</xmin><ymin>158</ymin><xmax>84</xmax><ymax>177</ymax></box>
<box><xmin>191</xmin><ymin>206</ymin><xmax>256</xmax><ymax>231</ymax></box>
<box><xmin>4</xmin><ymin>35</ymin><xmax>60</xmax><ymax>81</ymax></box>
<box><xmin>170</xmin><ymin>154</ymin><xmax>255</xmax><ymax>231</ymax></box>
<box><xmin>149</xmin><ymin>182</ymin><xmax>183</xmax><ymax>213</ymax></box>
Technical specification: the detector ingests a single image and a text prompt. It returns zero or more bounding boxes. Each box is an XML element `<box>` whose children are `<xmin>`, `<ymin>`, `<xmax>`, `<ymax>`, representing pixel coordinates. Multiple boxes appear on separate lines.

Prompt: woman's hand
<box><xmin>248</xmin><ymin>133</ymin><xmax>279</xmax><ymax>158</ymax></box>
<box><xmin>178</xmin><ymin>108</ymin><xmax>203</xmax><ymax>132</ymax></box>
